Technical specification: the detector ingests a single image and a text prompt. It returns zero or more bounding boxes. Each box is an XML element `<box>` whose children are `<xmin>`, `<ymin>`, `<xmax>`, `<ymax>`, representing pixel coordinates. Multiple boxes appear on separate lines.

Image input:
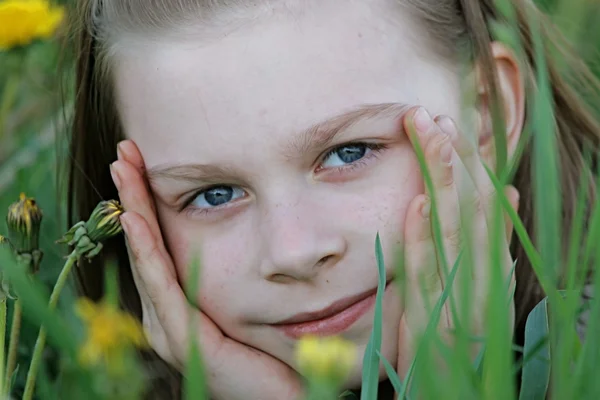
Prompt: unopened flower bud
<box><xmin>58</xmin><ymin>200</ymin><xmax>124</xmax><ymax>260</ymax></box>
<box><xmin>6</xmin><ymin>193</ymin><xmax>43</xmax><ymax>254</ymax></box>
<box><xmin>85</xmin><ymin>200</ymin><xmax>124</xmax><ymax>242</ymax></box>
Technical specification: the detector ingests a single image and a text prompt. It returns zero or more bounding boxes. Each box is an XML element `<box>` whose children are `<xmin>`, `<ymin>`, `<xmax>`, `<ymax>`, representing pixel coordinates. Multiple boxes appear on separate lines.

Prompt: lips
<box><xmin>271</xmin><ymin>281</ymin><xmax>391</xmax><ymax>339</ymax></box>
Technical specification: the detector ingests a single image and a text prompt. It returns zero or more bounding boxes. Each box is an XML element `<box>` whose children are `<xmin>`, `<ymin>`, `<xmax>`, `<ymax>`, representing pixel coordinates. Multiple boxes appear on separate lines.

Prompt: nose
<box><xmin>259</xmin><ymin>199</ymin><xmax>346</xmax><ymax>282</ymax></box>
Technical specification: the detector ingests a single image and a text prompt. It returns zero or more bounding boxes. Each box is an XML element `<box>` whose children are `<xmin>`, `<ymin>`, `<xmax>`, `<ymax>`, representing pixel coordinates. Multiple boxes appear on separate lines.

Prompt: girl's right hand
<box><xmin>110</xmin><ymin>140</ymin><xmax>303</xmax><ymax>400</ymax></box>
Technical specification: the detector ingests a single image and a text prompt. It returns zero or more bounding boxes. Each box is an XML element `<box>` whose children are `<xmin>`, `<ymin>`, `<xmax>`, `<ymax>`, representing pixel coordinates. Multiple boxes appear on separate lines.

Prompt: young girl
<box><xmin>65</xmin><ymin>0</ymin><xmax>598</xmax><ymax>398</ymax></box>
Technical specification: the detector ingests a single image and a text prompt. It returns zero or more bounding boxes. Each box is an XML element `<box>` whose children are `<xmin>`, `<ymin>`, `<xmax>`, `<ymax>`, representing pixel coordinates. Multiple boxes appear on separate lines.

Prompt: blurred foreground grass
<box><xmin>1</xmin><ymin>0</ymin><xmax>600</xmax><ymax>399</ymax></box>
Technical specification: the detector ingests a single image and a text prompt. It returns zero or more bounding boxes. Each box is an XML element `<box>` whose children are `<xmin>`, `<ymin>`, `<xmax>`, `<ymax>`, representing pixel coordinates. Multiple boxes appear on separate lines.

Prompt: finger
<box><xmin>397</xmin><ymin>194</ymin><xmax>443</xmax><ymax>378</ymax></box>
<box><xmin>470</xmin><ymin>185</ymin><xmax>519</xmax><ymax>286</ymax></box>
<box><xmin>404</xmin><ymin>107</ymin><xmax>440</xmax><ymax>157</ymax></box>
<box><xmin>117</xmin><ymin>140</ymin><xmax>148</xmax><ymax>177</ymax></box>
<box><xmin>110</xmin><ymin>158</ymin><xmax>165</xmax><ymax>253</ymax></box>
<box><xmin>504</xmin><ymin>185</ymin><xmax>520</xmax><ymax>243</ymax></box>
<box><xmin>503</xmin><ymin>185</ymin><xmax>519</xmax><ymax>304</ymax></box>
<box><xmin>120</xmin><ymin>211</ymin><xmax>189</xmax><ymax>362</ymax></box>
<box><xmin>428</xmin><ymin>116</ymin><xmax>462</xmax><ymax>272</ymax></box>
<box><xmin>438</xmin><ymin>117</ymin><xmax>498</xmax><ymax>222</ymax></box>
<box><xmin>117</xmin><ymin>140</ymin><xmax>157</xmax><ymax>214</ymax></box>
<box><xmin>125</xmin><ymin>236</ymin><xmax>173</xmax><ymax>363</ymax></box>
<box><xmin>406</xmin><ymin>109</ymin><xmax>462</xmax><ymax>285</ymax></box>
<box><xmin>403</xmin><ymin>194</ymin><xmax>444</xmax><ymax>329</ymax></box>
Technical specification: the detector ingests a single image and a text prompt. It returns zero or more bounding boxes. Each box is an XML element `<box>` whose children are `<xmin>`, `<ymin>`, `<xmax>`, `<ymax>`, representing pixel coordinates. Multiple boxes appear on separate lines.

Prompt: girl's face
<box><xmin>113</xmin><ymin>0</ymin><xmax>463</xmax><ymax>385</ymax></box>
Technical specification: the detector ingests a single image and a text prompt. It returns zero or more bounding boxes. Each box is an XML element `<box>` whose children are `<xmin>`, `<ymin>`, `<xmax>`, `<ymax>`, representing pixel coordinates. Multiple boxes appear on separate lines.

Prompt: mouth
<box><xmin>271</xmin><ymin>280</ymin><xmax>392</xmax><ymax>339</ymax></box>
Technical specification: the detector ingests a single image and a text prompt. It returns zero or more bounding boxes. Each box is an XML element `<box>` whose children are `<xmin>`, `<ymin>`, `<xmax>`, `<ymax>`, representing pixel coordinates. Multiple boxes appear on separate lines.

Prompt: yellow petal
<box><xmin>74</xmin><ymin>298</ymin><xmax>97</xmax><ymax>321</ymax></box>
<box><xmin>0</xmin><ymin>1</ymin><xmax>64</xmax><ymax>50</ymax></box>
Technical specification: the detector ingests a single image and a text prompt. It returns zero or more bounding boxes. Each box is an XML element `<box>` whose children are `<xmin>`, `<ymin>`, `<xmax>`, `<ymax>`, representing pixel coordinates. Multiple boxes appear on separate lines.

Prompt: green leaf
<box><xmin>518</xmin><ymin>297</ymin><xmax>551</xmax><ymax>400</ymax></box>
<box><xmin>360</xmin><ymin>234</ymin><xmax>386</xmax><ymax>400</ymax></box>
<box><xmin>377</xmin><ymin>349</ymin><xmax>404</xmax><ymax>395</ymax></box>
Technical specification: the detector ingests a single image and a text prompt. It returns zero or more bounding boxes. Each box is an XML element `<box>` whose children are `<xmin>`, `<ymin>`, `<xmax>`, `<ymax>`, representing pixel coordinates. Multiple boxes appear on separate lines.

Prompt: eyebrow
<box><xmin>284</xmin><ymin>102</ymin><xmax>411</xmax><ymax>158</ymax></box>
<box><xmin>147</xmin><ymin>102</ymin><xmax>411</xmax><ymax>183</ymax></box>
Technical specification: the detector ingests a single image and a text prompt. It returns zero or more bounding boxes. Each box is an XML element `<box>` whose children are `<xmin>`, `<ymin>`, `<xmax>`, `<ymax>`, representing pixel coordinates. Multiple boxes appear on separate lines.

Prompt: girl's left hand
<box><xmin>396</xmin><ymin>107</ymin><xmax>520</xmax><ymax>377</ymax></box>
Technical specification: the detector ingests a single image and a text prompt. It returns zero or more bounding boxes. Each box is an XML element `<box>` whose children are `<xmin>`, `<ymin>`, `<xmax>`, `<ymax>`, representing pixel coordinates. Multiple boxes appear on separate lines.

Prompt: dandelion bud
<box><xmin>85</xmin><ymin>200</ymin><xmax>124</xmax><ymax>243</ymax></box>
<box><xmin>58</xmin><ymin>200</ymin><xmax>124</xmax><ymax>260</ymax></box>
<box><xmin>296</xmin><ymin>335</ymin><xmax>357</xmax><ymax>384</ymax></box>
<box><xmin>6</xmin><ymin>193</ymin><xmax>43</xmax><ymax>254</ymax></box>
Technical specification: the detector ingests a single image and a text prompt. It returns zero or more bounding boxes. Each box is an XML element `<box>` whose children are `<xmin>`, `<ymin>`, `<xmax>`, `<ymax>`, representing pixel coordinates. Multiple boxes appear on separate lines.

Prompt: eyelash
<box><xmin>181</xmin><ymin>141</ymin><xmax>387</xmax><ymax>216</ymax></box>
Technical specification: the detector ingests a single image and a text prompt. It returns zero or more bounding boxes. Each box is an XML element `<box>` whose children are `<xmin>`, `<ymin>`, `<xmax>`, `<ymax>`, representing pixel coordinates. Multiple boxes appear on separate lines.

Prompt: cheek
<box><xmin>156</xmin><ymin>208</ymin><xmax>254</xmax><ymax>324</ymax></box>
<box><xmin>352</xmin><ymin>147</ymin><xmax>424</xmax><ymax>240</ymax></box>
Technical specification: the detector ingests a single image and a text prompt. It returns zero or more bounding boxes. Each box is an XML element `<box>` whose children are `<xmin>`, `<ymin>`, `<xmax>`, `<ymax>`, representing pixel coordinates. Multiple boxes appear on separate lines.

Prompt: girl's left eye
<box><xmin>320</xmin><ymin>143</ymin><xmax>375</xmax><ymax>168</ymax></box>
<box><xmin>189</xmin><ymin>185</ymin><xmax>245</xmax><ymax>209</ymax></box>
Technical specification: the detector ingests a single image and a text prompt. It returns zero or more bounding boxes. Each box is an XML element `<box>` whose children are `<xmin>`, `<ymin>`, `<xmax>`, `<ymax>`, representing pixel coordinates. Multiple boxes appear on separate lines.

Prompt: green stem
<box><xmin>22</xmin><ymin>251</ymin><xmax>78</xmax><ymax>400</ymax></box>
<box><xmin>0</xmin><ymin>299</ymin><xmax>7</xmax><ymax>397</ymax></box>
<box><xmin>0</xmin><ymin>72</ymin><xmax>20</xmax><ymax>143</ymax></box>
<box><xmin>5</xmin><ymin>299</ymin><xmax>22</xmax><ymax>395</ymax></box>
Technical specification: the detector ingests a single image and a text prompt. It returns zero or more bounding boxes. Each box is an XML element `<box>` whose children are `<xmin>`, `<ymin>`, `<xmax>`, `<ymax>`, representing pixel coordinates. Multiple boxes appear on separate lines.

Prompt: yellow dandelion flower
<box><xmin>0</xmin><ymin>0</ymin><xmax>65</xmax><ymax>50</ymax></box>
<box><xmin>75</xmin><ymin>298</ymin><xmax>147</xmax><ymax>373</ymax></box>
<box><xmin>296</xmin><ymin>335</ymin><xmax>357</xmax><ymax>383</ymax></box>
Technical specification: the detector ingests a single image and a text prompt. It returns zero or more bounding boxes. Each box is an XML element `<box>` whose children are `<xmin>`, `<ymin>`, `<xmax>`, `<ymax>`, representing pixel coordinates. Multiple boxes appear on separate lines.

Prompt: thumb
<box><xmin>503</xmin><ymin>185</ymin><xmax>520</xmax><ymax>243</ymax></box>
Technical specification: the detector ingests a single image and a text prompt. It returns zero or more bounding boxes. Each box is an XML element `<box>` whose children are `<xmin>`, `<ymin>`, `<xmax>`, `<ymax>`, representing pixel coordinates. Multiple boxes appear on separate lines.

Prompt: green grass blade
<box><xmin>530</xmin><ymin>0</ymin><xmax>562</xmax><ymax>285</ymax></box>
<box><xmin>397</xmin><ymin>253</ymin><xmax>463</xmax><ymax>400</ymax></box>
<box><xmin>481</xmin><ymin>194</ymin><xmax>515</xmax><ymax>400</ymax></box>
<box><xmin>518</xmin><ymin>297</ymin><xmax>551</xmax><ymax>400</ymax></box>
<box><xmin>564</xmin><ymin>148</ymin><xmax>592</xmax><ymax>292</ymax></box>
<box><xmin>474</xmin><ymin>261</ymin><xmax>516</xmax><ymax>377</ymax></box>
<box><xmin>571</xmin><ymin>230</ymin><xmax>600</xmax><ymax>398</ymax></box>
<box><xmin>183</xmin><ymin>256</ymin><xmax>208</xmax><ymax>400</ymax></box>
<box><xmin>360</xmin><ymin>234</ymin><xmax>386</xmax><ymax>400</ymax></box>
<box><xmin>377</xmin><ymin>350</ymin><xmax>404</xmax><ymax>395</ymax></box>
<box><xmin>484</xmin><ymin>164</ymin><xmax>561</xmax><ymax>306</ymax></box>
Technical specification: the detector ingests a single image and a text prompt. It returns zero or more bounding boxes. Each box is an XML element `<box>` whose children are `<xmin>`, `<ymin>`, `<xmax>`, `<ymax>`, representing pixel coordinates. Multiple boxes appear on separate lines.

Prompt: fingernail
<box><xmin>110</xmin><ymin>163</ymin><xmax>122</xmax><ymax>191</ymax></box>
<box><xmin>413</xmin><ymin>107</ymin><xmax>432</xmax><ymax>133</ymax></box>
<box><xmin>437</xmin><ymin>116</ymin><xmax>457</xmax><ymax>137</ymax></box>
<box><xmin>440</xmin><ymin>139</ymin><xmax>453</xmax><ymax>164</ymax></box>
<box><xmin>117</xmin><ymin>141</ymin><xmax>125</xmax><ymax>161</ymax></box>
<box><xmin>420</xmin><ymin>197</ymin><xmax>431</xmax><ymax>218</ymax></box>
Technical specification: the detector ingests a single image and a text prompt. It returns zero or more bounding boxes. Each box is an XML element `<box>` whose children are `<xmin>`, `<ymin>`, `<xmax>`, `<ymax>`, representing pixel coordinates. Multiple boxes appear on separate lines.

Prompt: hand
<box><xmin>110</xmin><ymin>140</ymin><xmax>303</xmax><ymax>400</ymax></box>
<box><xmin>396</xmin><ymin>107</ymin><xmax>519</xmax><ymax>377</ymax></box>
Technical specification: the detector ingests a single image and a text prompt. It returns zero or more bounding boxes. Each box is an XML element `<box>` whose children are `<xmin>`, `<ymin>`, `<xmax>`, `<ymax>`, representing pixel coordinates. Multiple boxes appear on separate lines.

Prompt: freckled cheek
<box><xmin>357</xmin><ymin>153</ymin><xmax>424</xmax><ymax>238</ymax></box>
<box><xmin>157</xmin><ymin>216</ymin><xmax>253</xmax><ymax>327</ymax></box>
<box><xmin>195</xmin><ymin>243</ymin><xmax>255</xmax><ymax>332</ymax></box>
<box><xmin>344</xmin><ymin>153</ymin><xmax>424</xmax><ymax>276</ymax></box>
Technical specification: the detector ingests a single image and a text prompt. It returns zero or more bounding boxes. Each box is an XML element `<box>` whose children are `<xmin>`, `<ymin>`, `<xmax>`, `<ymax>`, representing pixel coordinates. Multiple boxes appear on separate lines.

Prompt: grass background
<box><xmin>1</xmin><ymin>0</ymin><xmax>600</xmax><ymax>398</ymax></box>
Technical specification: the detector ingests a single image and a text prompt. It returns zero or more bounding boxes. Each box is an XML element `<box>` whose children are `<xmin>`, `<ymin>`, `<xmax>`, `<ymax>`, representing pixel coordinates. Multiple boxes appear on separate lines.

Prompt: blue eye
<box><xmin>321</xmin><ymin>144</ymin><xmax>370</xmax><ymax>168</ymax></box>
<box><xmin>190</xmin><ymin>186</ymin><xmax>245</xmax><ymax>208</ymax></box>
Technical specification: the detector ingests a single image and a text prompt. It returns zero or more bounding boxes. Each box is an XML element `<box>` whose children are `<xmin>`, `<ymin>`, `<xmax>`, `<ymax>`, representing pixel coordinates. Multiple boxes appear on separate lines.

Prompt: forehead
<box><xmin>112</xmin><ymin>1</ymin><xmax>456</xmax><ymax>168</ymax></box>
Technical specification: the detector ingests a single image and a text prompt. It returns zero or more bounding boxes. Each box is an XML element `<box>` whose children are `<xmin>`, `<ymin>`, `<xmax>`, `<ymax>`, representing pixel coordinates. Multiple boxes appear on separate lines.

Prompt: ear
<box><xmin>475</xmin><ymin>41</ymin><xmax>525</xmax><ymax>171</ymax></box>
